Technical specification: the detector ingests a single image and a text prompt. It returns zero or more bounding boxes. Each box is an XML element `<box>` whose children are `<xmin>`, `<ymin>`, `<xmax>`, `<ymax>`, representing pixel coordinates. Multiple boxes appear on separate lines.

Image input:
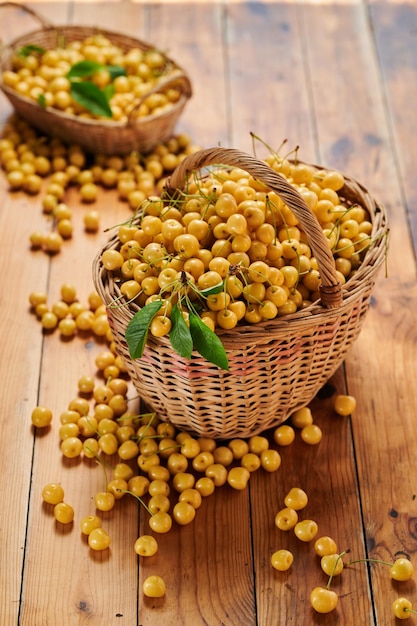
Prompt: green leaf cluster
<box><xmin>125</xmin><ymin>301</ymin><xmax>229</xmax><ymax>371</ymax></box>
<box><xmin>17</xmin><ymin>45</ymin><xmax>46</xmax><ymax>58</ymax></box>
<box><xmin>65</xmin><ymin>60</ymin><xmax>127</xmax><ymax>118</ymax></box>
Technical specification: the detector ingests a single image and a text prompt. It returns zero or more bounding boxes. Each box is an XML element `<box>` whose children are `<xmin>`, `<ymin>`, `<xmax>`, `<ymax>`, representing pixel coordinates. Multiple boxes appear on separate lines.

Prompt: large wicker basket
<box><xmin>93</xmin><ymin>147</ymin><xmax>388</xmax><ymax>439</ymax></box>
<box><xmin>0</xmin><ymin>2</ymin><xmax>192</xmax><ymax>155</ymax></box>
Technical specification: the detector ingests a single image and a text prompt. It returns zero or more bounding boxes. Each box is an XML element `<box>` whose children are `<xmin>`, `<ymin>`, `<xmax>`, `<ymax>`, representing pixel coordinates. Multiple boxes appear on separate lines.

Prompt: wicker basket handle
<box><xmin>164</xmin><ymin>147</ymin><xmax>343</xmax><ymax>308</ymax></box>
<box><xmin>0</xmin><ymin>2</ymin><xmax>53</xmax><ymax>33</ymax></box>
<box><xmin>126</xmin><ymin>72</ymin><xmax>192</xmax><ymax>127</ymax></box>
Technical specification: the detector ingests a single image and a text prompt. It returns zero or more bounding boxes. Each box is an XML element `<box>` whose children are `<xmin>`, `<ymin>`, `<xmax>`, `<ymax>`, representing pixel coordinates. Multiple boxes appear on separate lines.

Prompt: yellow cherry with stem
<box><xmin>310</xmin><ymin>551</ymin><xmax>346</xmax><ymax>614</ymax></box>
<box><xmin>310</xmin><ymin>586</ymin><xmax>338</xmax><ymax>614</ymax></box>
<box><xmin>347</xmin><ymin>555</ymin><xmax>414</xmax><ymax>581</ymax></box>
<box><xmin>392</xmin><ymin>597</ymin><xmax>417</xmax><ymax>620</ymax></box>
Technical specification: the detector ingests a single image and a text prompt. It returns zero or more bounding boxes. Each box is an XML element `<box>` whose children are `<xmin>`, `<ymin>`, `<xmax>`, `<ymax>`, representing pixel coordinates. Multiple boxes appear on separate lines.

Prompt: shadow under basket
<box><xmin>93</xmin><ymin>147</ymin><xmax>388</xmax><ymax>439</ymax></box>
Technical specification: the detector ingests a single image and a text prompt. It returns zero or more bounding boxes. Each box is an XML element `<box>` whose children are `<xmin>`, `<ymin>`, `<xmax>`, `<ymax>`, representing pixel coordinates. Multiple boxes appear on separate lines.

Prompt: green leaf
<box><xmin>102</xmin><ymin>84</ymin><xmax>115</xmax><ymax>102</ymax></box>
<box><xmin>199</xmin><ymin>281</ymin><xmax>225</xmax><ymax>296</ymax></box>
<box><xmin>67</xmin><ymin>61</ymin><xmax>126</xmax><ymax>81</ymax></box>
<box><xmin>67</xmin><ymin>60</ymin><xmax>104</xmax><ymax>79</ymax></box>
<box><xmin>125</xmin><ymin>301</ymin><xmax>162</xmax><ymax>359</ymax></box>
<box><xmin>70</xmin><ymin>81</ymin><xmax>113</xmax><ymax>118</ymax></box>
<box><xmin>107</xmin><ymin>65</ymin><xmax>127</xmax><ymax>81</ymax></box>
<box><xmin>189</xmin><ymin>312</ymin><xmax>229</xmax><ymax>371</ymax></box>
<box><xmin>170</xmin><ymin>304</ymin><xmax>193</xmax><ymax>359</ymax></box>
<box><xmin>18</xmin><ymin>45</ymin><xmax>45</xmax><ymax>58</ymax></box>
<box><xmin>37</xmin><ymin>93</ymin><xmax>47</xmax><ymax>108</ymax></box>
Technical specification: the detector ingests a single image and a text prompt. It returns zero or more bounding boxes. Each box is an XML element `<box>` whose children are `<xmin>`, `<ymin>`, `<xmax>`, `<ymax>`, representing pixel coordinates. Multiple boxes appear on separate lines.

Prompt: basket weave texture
<box><xmin>93</xmin><ymin>147</ymin><xmax>388</xmax><ymax>439</ymax></box>
<box><xmin>0</xmin><ymin>4</ymin><xmax>192</xmax><ymax>155</ymax></box>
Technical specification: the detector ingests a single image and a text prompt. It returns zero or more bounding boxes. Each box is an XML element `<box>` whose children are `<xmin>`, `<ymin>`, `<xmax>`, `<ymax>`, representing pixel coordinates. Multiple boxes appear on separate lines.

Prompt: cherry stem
<box><xmin>384</xmin><ymin>231</ymin><xmax>390</xmax><ymax>278</ymax></box>
<box><xmin>326</xmin><ymin>551</ymin><xmax>347</xmax><ymax>590</ymax></box>
<box><xmin>116</xmin><ymin>410</ymin><xmax>151</xmax><ymax>424</ymax></box>
<box><xmin>137</xmin><ymin>412</ymin><xmax>157</xmax><ymax>423</ymax></box>
<box><xmin>157</xmin><ymin>443</ymin><xmax>181</xmax><ymax>454</ymax></box>
<box><xmin>347</xmin><ymin>557</ymin><xmax>393</xmax><ymax>568</ymax></box>
<box><xmin>136</xmin><ymin>414</ymin><xmax>157</xmax><ymax>440</ymax></box>
<box><xmin>91</xmin><ymin>452</ymin><xmax>115</xmax><ymax>470</ymax></box>
<box><xmin>119</xmin><ymin>489</ymin><xmax>153</xmax><ymax>516</ymax></box>
<box><xmin>405</xmin><ymin>608</ymin><xmax>417</xmax><ymax>616</ymax></box>
<box><xmin>94</xmin><ymin>456</ymin><xmax>111</xmax><ymax>490</ymax></box>
<box><xmin>85</xmin><ymin>416</ymin><xmax>100</xmax><ymax>437</ymax></box>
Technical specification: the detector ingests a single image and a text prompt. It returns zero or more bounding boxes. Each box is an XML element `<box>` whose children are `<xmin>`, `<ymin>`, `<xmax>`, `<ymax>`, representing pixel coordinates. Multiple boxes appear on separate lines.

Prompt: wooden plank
<box><xmin>138</xmin><ymin>487</ymin><xmax>255</xmax><ymax>626</ymax></box>
<box><xmin>250</xmin><ymin>373</ymin><xmax>375</xmax><ymax>625</ymax></box>
<box><xmin>147</xmin><ymin>1</ymin><xmax>229</xmax><ymax>149</ymax></box>
<box><xmin>0</xmin><ymin>5</ymin><xmax>71</xmax><ymax>626</ymax></box>
<box><xmin>68</xmin><ymin>0</ymin><xmax>147</xmax><ymax>36</ymax></box>
<box><xmin>226</xmin><ymin>2</ymin><xmax>373</xmax><ymax>624</ymax></box>
<box><xmin>0</xmin><ymin>173</ymin><xmax>49</xmax><ymax>626</ymax></box>
<box><xmin>19</xmin><ymin>189</ymin><xmax>141</xmax><ymax>625</ymax></box>
<box><xmin>367</xmin><ymin>1</ymin><xmax>417</xmax><ymax>257</ymax></box>
<box><xmin>298</xmin><ymin>1</ymin><xmax>417</xmax><ymax>624</ymax></box>
<box><xmin>141</xmin><ymin>3</ymin><xmax>256</xmax><ymax>624</ymax></box>
<box><xmin>224</xmin><ymin>0</ymin><xmax>317</xmax><ymax>160</ymax></box>
<box><xmin>5</xmin><ymin>2</ymin><xmax>255</xmax><ymax>625</ymax></box>
<box><xmin>15</xmin><ymin>3</ymin><xmax>144</xmax><ymax>624</ymax></box>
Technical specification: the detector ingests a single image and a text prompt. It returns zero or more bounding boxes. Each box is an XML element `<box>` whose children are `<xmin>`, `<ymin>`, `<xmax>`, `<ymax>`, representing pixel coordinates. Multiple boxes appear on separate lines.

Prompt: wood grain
<box><xmin>298</xmin><ymin>2</ymin><xmax>417</xmax><ymax>625</ymax></box>
<box><xmin>0</xmin><ymin>1</ymin><xmax>416</xmax><ymax>625</ymax></box>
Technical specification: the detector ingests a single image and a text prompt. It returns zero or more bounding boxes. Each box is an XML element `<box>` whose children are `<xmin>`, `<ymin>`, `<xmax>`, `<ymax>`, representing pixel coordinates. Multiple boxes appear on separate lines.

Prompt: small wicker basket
<box><xmin>93</xmin><ymin>147</ymin><xmax>388</xmax><ymax>439</ymax></box>
<box><xmin>0</xmin><ymin>2</ymin><xmax>192</xmax><ymax>155</ymax></box>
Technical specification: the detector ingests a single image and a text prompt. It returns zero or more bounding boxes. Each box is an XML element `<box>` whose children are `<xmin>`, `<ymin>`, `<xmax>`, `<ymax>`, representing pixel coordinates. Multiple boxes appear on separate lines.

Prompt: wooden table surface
<box><xmin>1</xmin><ymin>1</ymin><xmax>416</xmax><ymax>624</ymax></box>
